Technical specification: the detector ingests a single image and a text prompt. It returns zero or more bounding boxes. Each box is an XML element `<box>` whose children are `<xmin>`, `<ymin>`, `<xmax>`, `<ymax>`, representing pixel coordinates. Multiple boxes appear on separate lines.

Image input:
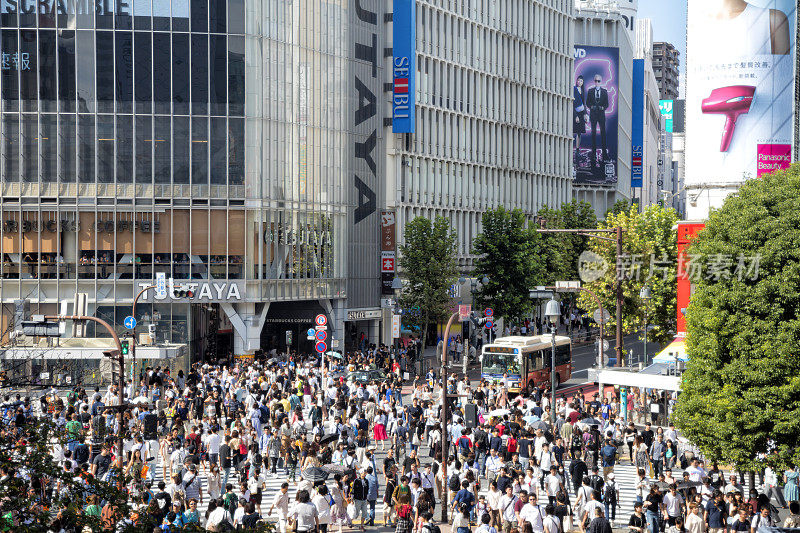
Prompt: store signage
<box><xmin>137</xmin><ymin>281</ymin><xmax>242</xmax><ymax>302</ymax></box>
<box><xmin>263</xmin><ymin>222</ymin><xmax>332</xmax><ymax>246</ymax></box>
<box><xmin>380</xmin><ymin>210</ymin><xmax>396</xmax><ymax>250</ymax></box>
<box><xmin>392</xmin><ymin>0</ymin><xmax>416</xmax><ymax>133</ymax></box>
<box><xmin>4</xmin><ymin>219</ymin><xmax>76</xmax><ymax>233</ymax></box>
<box><xmin>2</xmin><ymin>0</ymin><xmax>135</xmax><ymax>16</ymax></box>
<box><xmin>1</xmin><ymin>218</ymin><xmax>158</xmax><ymax>233</ymax></box>
<box><xmin>351</xmin><ymin>0</ymin><xmax>378</xmax><ymax>226</ymax></box>
<box><xmin>631</xmin><ymin>59</ymin><xmax>644</xmax><ymax>188</ymax></box>
<box><xmin>347</xmin><ymin>309</ymin><xmax>382</xmax><ymax>320</ymax></box>
<box><xmin>381</xmin><ymin>251</ymin><xmax>395</xmax><ymax>273</ymax></box>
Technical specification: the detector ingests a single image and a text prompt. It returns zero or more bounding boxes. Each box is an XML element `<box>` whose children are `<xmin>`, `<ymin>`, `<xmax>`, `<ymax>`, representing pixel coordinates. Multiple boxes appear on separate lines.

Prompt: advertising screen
<box><xmin>572</xmin><ymin>45</ymin><xmax>619</xmax><ymax>185</ymax></box>
<box><xmin>686</xmin><ymin>0</ymin><xmax>797</xmax><ymax>185</ymax></box>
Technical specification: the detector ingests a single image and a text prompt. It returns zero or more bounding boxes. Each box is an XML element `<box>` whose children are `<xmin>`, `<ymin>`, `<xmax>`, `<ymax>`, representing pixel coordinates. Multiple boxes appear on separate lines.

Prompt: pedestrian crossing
<box><xmin>146</xmin><ymin>455</ymin><xmax>336</xmax><ymax>524</ymax></box>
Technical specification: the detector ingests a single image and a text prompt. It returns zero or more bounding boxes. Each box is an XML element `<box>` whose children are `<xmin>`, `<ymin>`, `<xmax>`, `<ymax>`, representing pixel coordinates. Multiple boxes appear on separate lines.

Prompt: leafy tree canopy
<box><xmin>577</xmin><ymin>204</ymin><xmax>678</xmax><ymax>346</ymax></box>
<box><xmin>398</xmin><ymin>216</ymin><xmax>458</xmax><ymax>347</ymax></box>
<box><xmin>472</xmin><ymin>207</ymin><xmax>545</xmax><ymax>321</ymax></box>
<box><xmin>537</xmin><ymin>200</ymin><xmax>598</xmax><ymax>284</ymax></box>
<box><xmin>674</xmin><ymin>164</ymin><xmax>800</xmax><ymax>472</ymax></box>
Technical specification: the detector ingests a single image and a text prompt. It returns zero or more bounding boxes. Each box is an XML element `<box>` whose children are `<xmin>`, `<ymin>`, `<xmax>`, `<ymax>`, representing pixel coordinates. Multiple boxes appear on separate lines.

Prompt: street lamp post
<box><xmin>439</xmin><ymin>311</ymin><xmax>460</xmax><ymax>523</ymax></box>
<box><xmin>545</xmin><ymin>299</ymin><xmax>560</xmax><ymax>422</ymax></box>
<box><xmin>639</xmin><ymin>285</ymin><xmax>651</xmax><ymax>366</ymax></box>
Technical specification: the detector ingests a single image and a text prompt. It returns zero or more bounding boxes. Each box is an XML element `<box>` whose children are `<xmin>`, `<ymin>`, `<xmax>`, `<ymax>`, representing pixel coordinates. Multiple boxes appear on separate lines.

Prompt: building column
<box><xmin>222</xmin><ymin>302</ymin><xmax>269</xmax><ymax>355</ymax></box>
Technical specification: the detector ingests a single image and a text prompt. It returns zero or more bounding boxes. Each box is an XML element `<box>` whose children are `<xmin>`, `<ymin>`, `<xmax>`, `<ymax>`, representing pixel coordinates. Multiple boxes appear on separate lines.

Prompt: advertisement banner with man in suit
<box><xmin>572</xmin><ymin>45</ymin><xmax>619</xmax><ymax>185</ymax></box>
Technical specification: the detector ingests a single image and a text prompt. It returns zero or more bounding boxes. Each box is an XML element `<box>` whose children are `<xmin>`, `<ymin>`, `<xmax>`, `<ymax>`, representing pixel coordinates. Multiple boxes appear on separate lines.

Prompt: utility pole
<box><xmin>537</xmin><ymin>225</ymin><xmax>626</xmax><ymax>366</ymax></box>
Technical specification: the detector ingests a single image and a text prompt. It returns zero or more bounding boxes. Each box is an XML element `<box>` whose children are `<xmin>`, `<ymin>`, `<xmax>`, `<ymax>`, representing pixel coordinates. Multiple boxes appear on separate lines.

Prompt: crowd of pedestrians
<box><xmin>0</xmin><ymin>340</ymin><xmax>797</xmax><ymax>533</ymax></box>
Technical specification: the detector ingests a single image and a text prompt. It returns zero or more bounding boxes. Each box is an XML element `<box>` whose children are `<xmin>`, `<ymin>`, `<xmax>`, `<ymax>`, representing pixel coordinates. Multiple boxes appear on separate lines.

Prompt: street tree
<box><xmin>674</xmin><ymin>164</ymin><xmax>800</xmax><ymax>472</ymax></box>
<box><xmin>537</xmin><ymin>200</ymin><xmax>598</xmax><ymax>284</ymax></box>
<box><xmin>398</xmin><ymin>216</ymin><xmax>458</xmax><ymax>347</ymax></box>
<box><xmin>0</xmin><ymin>418</ymin><xmax>132</xmax><ymax>531</ymax></box>
<box><xmin>576</xmin><ymin>204</ymin><xmax>678</xmax><ymax>346</ymax></box>
<box><xmin>472</xmin><ymin>207</ymin><xmax>545</xmax><ymax>321</ymax></box>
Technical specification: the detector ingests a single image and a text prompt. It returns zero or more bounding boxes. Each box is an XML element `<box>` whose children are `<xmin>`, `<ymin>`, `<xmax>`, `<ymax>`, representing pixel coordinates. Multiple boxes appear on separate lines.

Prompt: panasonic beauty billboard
<box><xmin>686</xmin><ymin>0</ymin><xmax>797</xmax><ymax>188</ymax></box>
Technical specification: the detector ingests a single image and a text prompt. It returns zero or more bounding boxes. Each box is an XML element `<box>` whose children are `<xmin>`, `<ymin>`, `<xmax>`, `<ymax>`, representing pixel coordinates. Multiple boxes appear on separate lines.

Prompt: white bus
<box><xmin>480</xmin><ymin>335</ymin><xmax>572</xmax><ymax>394</ymax></box>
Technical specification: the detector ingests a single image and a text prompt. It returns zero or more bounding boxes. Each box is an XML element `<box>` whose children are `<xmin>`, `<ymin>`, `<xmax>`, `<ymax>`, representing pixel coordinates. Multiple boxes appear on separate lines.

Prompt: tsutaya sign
<box><xmin>138</xmin><ymin>281</ymin><xmax>243</xmax><ymax>302</ymax></box>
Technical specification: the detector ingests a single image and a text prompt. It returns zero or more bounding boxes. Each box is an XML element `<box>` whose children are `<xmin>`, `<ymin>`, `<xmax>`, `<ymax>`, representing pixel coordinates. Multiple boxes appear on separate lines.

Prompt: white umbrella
<box><xmin>131</xmin><ymin>396</ymin><xmax>150</xmax><ymax>405</ymax></box>
<box><xmin>488</xmin><ymin>408</ymin><xmax>510</xmax><ymax>418</ymax></box>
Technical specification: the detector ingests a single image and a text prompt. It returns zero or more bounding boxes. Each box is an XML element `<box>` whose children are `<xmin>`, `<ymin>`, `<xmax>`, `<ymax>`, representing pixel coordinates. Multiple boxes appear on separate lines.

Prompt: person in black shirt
<box><xmin>383</xmin><ymin>449</ymin><xmax>397</xmax><ymax>479</ymax></box>
<box><xmin>628</xmin><ymin>502</ymin><xmax>645</xmax><ymax>533</ymax></box>
<box><xmin>640</xmin><ymin>424</ymin><xmax>654</xmax><ymax>450</ymax></box>
<box><xmin>569</xmin><ymin>456</ymin><xmax>588</xmax><ymax>495</ymax></box>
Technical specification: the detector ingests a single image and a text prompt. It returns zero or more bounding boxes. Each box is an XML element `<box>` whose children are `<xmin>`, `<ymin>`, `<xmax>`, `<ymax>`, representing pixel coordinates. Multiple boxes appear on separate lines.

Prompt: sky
<box><xmin>637</xmin><ymin>0</ymin><xmax>688</xmax><ymax>98</ymax></box>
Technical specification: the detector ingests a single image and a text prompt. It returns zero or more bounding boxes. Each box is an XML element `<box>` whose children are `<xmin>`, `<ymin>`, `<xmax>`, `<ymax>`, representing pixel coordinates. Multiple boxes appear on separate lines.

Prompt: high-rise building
<box><xmin>386</xmin><ymin>0</ymin><xmax>575</xmax><ymax>277</ymax></box>
<box><xmin>0</xmin><ymin>0</ymin><xmax>388</xmax><ymax>382</ymax></box>
<box><xmin>652</xmin><ymin>41</ymin><xmax>679</xmax><ymax>101</ymax></box>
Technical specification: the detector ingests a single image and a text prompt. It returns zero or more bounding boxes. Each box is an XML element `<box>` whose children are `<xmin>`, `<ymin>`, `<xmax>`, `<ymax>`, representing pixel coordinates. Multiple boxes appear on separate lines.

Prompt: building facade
<box><xmin>385</xmin><ymin>0</ymin><xmax>575</xmax><ymax>275</ymax></box>
<box><xmin>572</xmin><ymin>0</ymin><xmax>633</xmax><ymax>217</ymax></box>
<box><xmin>0</xmin><ymin>0</ymin><xmax>386</xmax><ymax>381</ymax></box>
<box><xmin>652</xmin><ymin>41</ymin><xmax>679</xmax><ymax>101</ymax></box>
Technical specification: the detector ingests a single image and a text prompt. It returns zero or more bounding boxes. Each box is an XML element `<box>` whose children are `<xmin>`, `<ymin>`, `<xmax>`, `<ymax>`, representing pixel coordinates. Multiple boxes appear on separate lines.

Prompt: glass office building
<box><xmin>0</xmin><ymin>0</ymin><xmax>359</xmax><ymax>371</ymax></box>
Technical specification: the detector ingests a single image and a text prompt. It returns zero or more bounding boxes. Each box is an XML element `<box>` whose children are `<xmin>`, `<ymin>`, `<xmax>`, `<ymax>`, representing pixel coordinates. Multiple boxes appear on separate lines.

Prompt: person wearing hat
<box><xmin>603</xmin><ymin>473</ymin><xmax>618</xmax><ymax>525</ymax></box>
<box><xmin>628</xmin><ymin>501</ymin><xmax>646</xmax><ymax>533</ymax></box>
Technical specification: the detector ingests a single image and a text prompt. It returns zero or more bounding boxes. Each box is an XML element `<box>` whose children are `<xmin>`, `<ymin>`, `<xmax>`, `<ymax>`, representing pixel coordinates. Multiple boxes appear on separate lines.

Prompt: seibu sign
<box><xmin>138</xmin><ymin>281</ymin><xmax>243</xmax><ymax>302</ymax></box>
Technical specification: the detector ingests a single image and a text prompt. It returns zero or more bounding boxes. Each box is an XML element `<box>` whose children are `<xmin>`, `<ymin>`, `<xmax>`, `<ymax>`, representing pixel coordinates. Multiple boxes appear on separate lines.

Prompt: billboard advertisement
<box><xmin>392</xmin><ymin>0</ymin><xmax>416</xmax><ymax>133</ymax></box>
<box><xmin>659</xmin><ymin>100</ymin><xmax>674</xmax><ymax>133</ymax></box>
<box><xmin>631</xmin><ymin>59</ymin><xmax>645</xmax><ymax>188</ymax></box>
<box><xmin>686</xmin><ymin>0</ymin><xmax>797</xmax><ymax>184</ymax></box>
<box><xmin>573</xmin><ymin>45</ymin><xmax>619</xmax><ymax>184</ymax></box>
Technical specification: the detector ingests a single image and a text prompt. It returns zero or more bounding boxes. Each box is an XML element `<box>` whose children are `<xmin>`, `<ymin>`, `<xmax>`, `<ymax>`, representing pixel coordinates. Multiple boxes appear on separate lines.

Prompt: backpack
<box><xmin>423</xmin><ymin>523</ymin><xmax>442</xmax><ymax>533</ymax></box>
<box><xmin>449</xmin><ymin>473</ymin><xmax>461</xmax><ymax>492</ymax></box>
<box><xmin>224</xmin><ymin>492</ymin><xmax>238</xmax><ymax>515</ymax></box>
<box><xmin>259</xmin><ymin>406</ymin><xmax>269</xmax><ymax>424</ymax></box>
<box><xmin>585</xmin><ymin>433</ymin><xmax>597</xmax><ymax>450</ymax></box>
<box><xmin>458</xmin><ymin>437</ymin><xmax>470</xmax><ymax>452</ymax></box>
<box><xmin>603</xmin><ymin>481</ymin><xmax>617</xmax><ymax>503</ymax></box>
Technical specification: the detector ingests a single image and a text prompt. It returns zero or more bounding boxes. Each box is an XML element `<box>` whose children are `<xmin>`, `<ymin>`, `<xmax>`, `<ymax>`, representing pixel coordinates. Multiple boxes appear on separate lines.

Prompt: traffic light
<box><xmin>172</xmin><ymin>286</ymin><xmax>195</xmax><ymax>298</ymax></box>
<box><xmin>121</xmin><ymin>340</ymin><xmax>129</xmax><ymax>355</ymax></box>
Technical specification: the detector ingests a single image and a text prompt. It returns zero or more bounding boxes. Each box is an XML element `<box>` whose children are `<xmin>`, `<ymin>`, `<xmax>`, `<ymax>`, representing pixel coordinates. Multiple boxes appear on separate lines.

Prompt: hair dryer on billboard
<box><xmin>701</xmin><ymin>85</ymin><xmax>755</xmax><ymax>152</ymax></box>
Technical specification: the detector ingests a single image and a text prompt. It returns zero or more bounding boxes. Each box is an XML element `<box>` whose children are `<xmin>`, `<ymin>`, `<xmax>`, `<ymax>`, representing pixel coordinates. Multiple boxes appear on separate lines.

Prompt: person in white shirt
<box><xmin>312</xmin><ymin>485</ymin><xmax>333</xmax><ymax>533</ymax></box>
<box><xmin>543</xmin><ymin>504</ymin><xmax>562</xmax><ymax>533</ymax></box>
<box><xmin>289</xmin><ymin>489</ymin><xmax>320</xmax><ymax>533</ymax></box>
<box><xmin>269</xmin><ymin>482</ymin><xmax>291</xmax><ymax>533</ymax></box>
<box><xmin>520</xmin><ymin>492</ymin><xmax>546</xmax><ymax>533</ymax></box>
<box><xmin>499</xmin><ymin>486</ymin><xmax>518</xmax><ymax>531</ymax></box>
<box><xmin>663</xmin><ymin>485</ymin><xmax>684</xmax><ymax>526</ymax></box>
<box><xmin>685</xmin><ymin>459</ymin><xmax>707</xmax><ymax>483</ymax></box>
<box><xmin>685</xmin><ymin>502</ymin><xmax>705</xmax><ymax>533</ymax></box>
<box><xmin>486</xmin><ymin>449</ymin><xmax>504</xmax><ymax>481</ymax></box>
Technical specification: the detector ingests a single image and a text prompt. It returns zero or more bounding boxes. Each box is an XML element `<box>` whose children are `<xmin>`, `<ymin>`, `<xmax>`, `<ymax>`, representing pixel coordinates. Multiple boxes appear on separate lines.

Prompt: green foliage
<box><xmin>538</xmin><ymin>200</ymin><xmax>598</xmax><ymax>284</ymax></box>
<box><xmin>0</xmin><ymin>418</ymin><xmax>132</xmax><ymax>531</ymax></box>
<box><xmin>472</xmin><ymin>207</ymin><xmax>545</xmax><ymax>321</ymax></box>
<box><xmin>398</xmin><ymin>216</ymin><xmax>459</xmax><ymax>347</ymax></box>
<box><xmin>577</xmin><ymin>203</ymin><xmax>678</xmax><ymax>346</ymax></box>
<box><xmin>605</xmin><ymin>199</ymin><xmax>630</xmax><ymax>220</ymax></box>
<box><xmin>673</xmin><ymin>164</ymin><xmax>800</xmax><ymax>473</ymax></box>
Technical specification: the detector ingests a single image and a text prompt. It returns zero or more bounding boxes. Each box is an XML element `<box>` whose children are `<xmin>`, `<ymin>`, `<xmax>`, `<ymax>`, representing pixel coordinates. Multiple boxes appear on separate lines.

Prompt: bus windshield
<box><xmin>482</xmin><ymin>351</ymin><xmax>520</xmax><ymax>376</ymax></box>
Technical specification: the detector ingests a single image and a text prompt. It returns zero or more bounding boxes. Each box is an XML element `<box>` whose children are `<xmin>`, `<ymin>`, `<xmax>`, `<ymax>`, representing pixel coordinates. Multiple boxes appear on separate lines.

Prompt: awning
<box><xmin>597</xmin><ymin>367</ymin><xmax>681</xmax><ymax>391</ymax></box>
<box><xmin>653</xmin><ymin>339</ymin><xmax>688</xmax><ymax>363</ymax></box>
